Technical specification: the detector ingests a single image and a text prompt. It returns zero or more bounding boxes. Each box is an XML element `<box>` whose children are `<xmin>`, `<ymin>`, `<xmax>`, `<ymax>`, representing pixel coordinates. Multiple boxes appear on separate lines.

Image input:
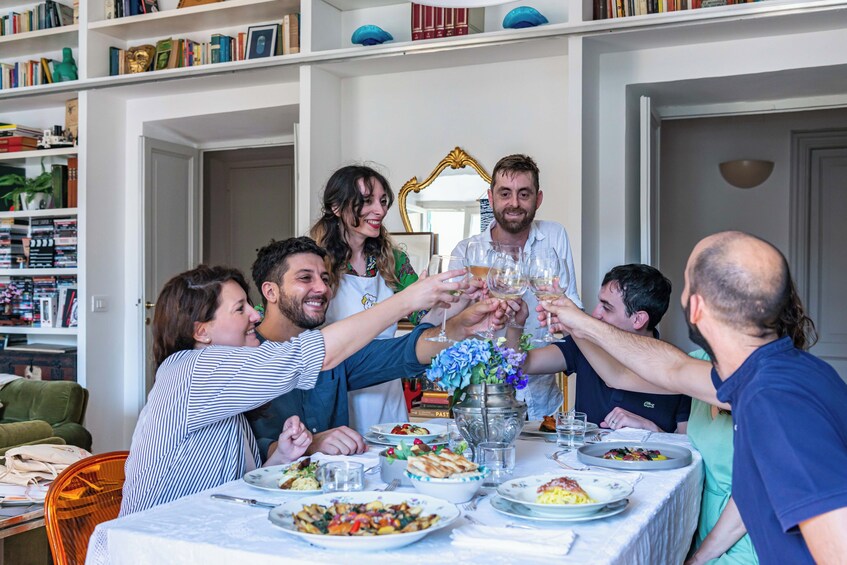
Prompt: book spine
<box><xmin>409</xmin><ymin>406</ymin><xmax>452</xmax><ymax>419</ymax></box>
<box><xmin>67</xmin><ymin>157</ymin><xmax>78</xmax><ymax>208</ymax></box>
<box><xmin>444</xmin><ymin>8</ymin><xmax>455</xmax><ymax>36</ymax></box>
<box><xmin>455</xmin><ymin>8</ymin><xmax>468</xmax><ymax>35</ymax></box>
<box><xmin>411</xmin><ymin>3</ymin><xmax>423</xmax><ymax>41</ymax></box>
<box><xmin>434</xmin><ymin>7</ymin><xmax>445</xmax><ymax>38</ymax></box>
<box><xmin>423</xmin><ymin>5</ymin><xmax>435</xmax><ymax>39</ymax></box>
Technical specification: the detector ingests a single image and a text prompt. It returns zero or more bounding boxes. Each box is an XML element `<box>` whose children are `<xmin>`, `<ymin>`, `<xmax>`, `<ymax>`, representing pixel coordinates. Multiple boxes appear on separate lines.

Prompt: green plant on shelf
<box><xmin>0</xmin><ymin>160</ymin><xmax>53</xmax><ymax>211</ymax></box>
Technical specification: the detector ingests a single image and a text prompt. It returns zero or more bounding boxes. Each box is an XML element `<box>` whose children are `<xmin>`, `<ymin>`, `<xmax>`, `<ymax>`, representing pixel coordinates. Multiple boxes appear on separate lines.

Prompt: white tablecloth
<box><xmin>87</xmin><ymin>431</ymin><xmax>702</xmax><ymax>565</ymax></box>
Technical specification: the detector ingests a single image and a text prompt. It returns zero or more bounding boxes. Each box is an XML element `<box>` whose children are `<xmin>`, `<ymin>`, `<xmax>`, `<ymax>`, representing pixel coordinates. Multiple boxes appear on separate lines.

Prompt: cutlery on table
<box><xmin>378</xmin><ymin>479</ymin><xmax>400</xmax><ymax>492</ymax></box>
<box><xmin>461</xmin><ymin>490</ymin><xmax>490</xmax><ymax>511</ymax></box>
<box><xmin>210</xmin><ymin>494</ymin><xmax>278</xmax><ymax>509</ymax></box>
<box><xmin>464</xmin><ymin>512</ymin><xmax>533</xmax><ymax>530</ymax></box>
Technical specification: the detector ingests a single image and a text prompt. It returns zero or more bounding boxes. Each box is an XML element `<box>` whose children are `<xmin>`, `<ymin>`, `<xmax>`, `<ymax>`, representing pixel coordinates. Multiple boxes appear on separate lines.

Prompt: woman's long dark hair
<box><xmin>309</xmin><ymin>165</ymin><xmax>398</xmax><ymax>290</ymax></box>
<box><xmin>152</xmin><ymin>265</ymin><xmax>250</xmax><ymax>369</ymax></box>
<box><xmin>776</xmin><ymin>277</ymin><xmax>818</xmax><ymax>351</ymax></box>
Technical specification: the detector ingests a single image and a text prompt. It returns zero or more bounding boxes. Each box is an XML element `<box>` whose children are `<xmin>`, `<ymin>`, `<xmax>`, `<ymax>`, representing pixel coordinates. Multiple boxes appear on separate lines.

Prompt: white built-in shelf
<box><xmin>0</xmin><ymin>147</ymin><xmax>78</xmax><ymax>163</ymax></box>
<box><xmin>0</xmin><ymin>208</ymin><xmax>78</xmax><ymax>219</ymax></box>
<box><xmin>88</xmin><ymin>0</ymin><xmax>299</xmax><ymax>41</ymax></box>
<box><xmin>0</xmin><ymin>25</ymin><xmax>79</xmax><ymax>60</ymax></box>
<box><xmin>0</xmin><ymin>268</ymin><xmax>78</xmax><ymax>276</ymax></box>
<box><xmin>0</xmin><ymin>326</ymin><xmax>77</xmax><ymax>335</ymax></box>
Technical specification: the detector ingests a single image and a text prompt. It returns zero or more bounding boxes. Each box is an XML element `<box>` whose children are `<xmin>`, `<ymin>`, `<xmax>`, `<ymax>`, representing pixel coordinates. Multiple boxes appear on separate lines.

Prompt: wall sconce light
<box><xmin>718</xmin><ymin>159</ymin><xmax>774</xmax><ymax>189</ymax></box>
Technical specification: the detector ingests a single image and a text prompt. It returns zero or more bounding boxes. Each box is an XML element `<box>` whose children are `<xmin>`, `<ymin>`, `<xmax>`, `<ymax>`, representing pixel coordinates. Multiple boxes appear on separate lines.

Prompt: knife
<box><xmin>210</xmin><ymin>494</ymin><xmax>278</xmax><ymax>509</ymax></box>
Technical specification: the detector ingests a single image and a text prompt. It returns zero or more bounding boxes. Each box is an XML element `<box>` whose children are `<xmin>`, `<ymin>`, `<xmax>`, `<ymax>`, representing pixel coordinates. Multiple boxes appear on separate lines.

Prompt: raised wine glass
<box><xmin>425</xmin><ymin>254</ymin><xmax>467</xmax><ymax>343</ymax></box>
<box><xmin>465</xmin><ymin>241</ymin><xmax>493</xmax><ymax>286</ymax></box>
<box><xmin>528</xmin><ymin>248</ymin><xmax>565</xmax><ymax>343</ymax></box>
<box><xmin>485</xmin><ymin>252</ymin><xmax>527</xmax><ymax>338</ymax></box>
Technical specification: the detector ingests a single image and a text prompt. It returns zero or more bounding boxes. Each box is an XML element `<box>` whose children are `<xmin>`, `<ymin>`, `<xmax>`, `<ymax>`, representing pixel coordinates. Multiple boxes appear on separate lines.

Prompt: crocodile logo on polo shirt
<box><xmin>643</xmin><ymin>401</ymin><xmax>655</xmax><ymax>409</ymax></box>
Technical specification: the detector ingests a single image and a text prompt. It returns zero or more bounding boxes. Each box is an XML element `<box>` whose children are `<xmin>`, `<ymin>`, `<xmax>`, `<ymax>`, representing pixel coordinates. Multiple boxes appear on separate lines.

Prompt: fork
<box><xmin>461</xmin><ymin>491</ymin><xmax>489</xmax><ymax>511</ymax></box>
<box><xmin>464</xmin><ymin>513</ymin><xmax>533</xmax><ymax>530</ymax></box>
<box><xmin>379</xmin><ymin>479</ymin><xmax>400</xmax><ymax>492</ymax></box>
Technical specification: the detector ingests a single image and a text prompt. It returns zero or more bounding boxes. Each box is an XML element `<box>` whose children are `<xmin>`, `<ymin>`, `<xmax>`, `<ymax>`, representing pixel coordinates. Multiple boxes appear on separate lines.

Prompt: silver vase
<box><xmin>452</xmin><ymin>384</ymin><xmax>526</xmax><ymax>454</ymax></box>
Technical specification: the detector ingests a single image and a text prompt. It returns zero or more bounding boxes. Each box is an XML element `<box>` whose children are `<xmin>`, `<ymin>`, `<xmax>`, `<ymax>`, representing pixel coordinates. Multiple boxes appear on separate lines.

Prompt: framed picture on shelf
<box><xmin>246</xmin><ymin>24</ymin><xmax>280</xmax><ymax>59</ymax></box>
<box><xmin>390</xmin><ymin>232</ymin><xmax>436</xmax><ymax>275</ymax></box>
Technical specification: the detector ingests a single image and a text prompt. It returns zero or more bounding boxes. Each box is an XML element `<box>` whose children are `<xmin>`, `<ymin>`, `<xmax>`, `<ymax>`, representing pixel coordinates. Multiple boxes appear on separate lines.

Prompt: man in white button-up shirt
<box><xmin>450</xmin><ymin>154</ymin><xmax>582</xmax><ymax>420</ymax></box>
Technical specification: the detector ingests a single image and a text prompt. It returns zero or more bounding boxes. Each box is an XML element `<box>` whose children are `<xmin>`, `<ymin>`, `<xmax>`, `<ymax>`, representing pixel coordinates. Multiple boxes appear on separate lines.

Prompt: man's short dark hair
<box><xmin>490</xmin><ymin>154</ymin><xmax>540</xmax><ymax>193</ymax></box>
<box><xmin>251</xmin><ymin>237</ymin><xmax>327</xmax><ymax>307</ymax></box>
<box><xmin>602</xmin><ymin>264</ymin><xmax>672</xmax><ymax>331</ymax></box>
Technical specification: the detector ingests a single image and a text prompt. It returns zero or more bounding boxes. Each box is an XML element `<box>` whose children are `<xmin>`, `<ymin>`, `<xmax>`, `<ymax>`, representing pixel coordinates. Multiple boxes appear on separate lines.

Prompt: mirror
<box><xmin>398</xmin><ymin>147</ymin><xmax>492</xmax><ymax>255</ymax></box>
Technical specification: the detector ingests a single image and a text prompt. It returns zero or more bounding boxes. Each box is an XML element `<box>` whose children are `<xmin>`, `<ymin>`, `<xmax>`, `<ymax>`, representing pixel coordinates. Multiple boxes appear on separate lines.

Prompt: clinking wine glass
<box><xmin>528</xmin><ymin>248</ymin><xmax>566</xmax><ymax>343</ymax></box>
<box><xmin>465</xmin><ymin>241</ymin><xmax>493</xmax><ymax>285</ymax></box>
<box><xmin>485</xmin><ymin>253</ymin><xmax>527</xmax><ymax>338</ymax></box>
<box><xmin>425</xmin><ymin>254</ymin><xmax>467</xmax><ymax>343</ymax></box>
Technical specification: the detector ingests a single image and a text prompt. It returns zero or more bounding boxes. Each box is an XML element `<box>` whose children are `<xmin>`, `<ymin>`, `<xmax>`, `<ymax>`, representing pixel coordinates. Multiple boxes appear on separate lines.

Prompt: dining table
<box><xmin>87</xmin><ymin>428</ymin><xmax>703</xmax><ymax>565</ymax></box>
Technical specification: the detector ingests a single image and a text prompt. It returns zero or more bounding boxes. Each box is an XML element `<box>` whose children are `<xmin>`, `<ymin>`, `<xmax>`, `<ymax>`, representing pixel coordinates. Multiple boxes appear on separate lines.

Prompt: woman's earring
<box><xmin>204</xmin><ymin>337</ymin><xmax>212</xmax><ymax>344</ymax></box>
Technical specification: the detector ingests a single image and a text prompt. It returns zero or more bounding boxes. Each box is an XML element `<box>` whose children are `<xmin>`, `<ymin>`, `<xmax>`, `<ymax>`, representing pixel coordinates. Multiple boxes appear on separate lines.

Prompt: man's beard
<box><xmin>277</xmin><ymin>292</ymin><xmax>326</xmax><ymax>330</ymax></box>
<box><xmin>493</xmin><ymin>205</ymin><xmax>536</xmax><ymax>234</ymax></box>
<box><xmin>684</xmin><ymin>302</ymin><xmax>717</xmax><ymax>363</ymax></box>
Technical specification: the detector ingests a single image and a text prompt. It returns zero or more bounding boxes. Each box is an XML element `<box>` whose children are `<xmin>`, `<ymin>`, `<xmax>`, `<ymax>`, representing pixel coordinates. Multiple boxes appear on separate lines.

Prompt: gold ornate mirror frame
<box><xmin>398</xmin><ymin>147</ymin><xmax>492</xmax><ymax>232</ymax></box>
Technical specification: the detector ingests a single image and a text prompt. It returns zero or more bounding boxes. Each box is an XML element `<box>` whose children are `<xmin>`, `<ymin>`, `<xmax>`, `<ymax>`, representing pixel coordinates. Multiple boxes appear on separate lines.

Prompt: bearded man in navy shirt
<box><xmin>541</xmin><ymin>231</ymin><xmax>847</xmax><ymax>564</ymax></box>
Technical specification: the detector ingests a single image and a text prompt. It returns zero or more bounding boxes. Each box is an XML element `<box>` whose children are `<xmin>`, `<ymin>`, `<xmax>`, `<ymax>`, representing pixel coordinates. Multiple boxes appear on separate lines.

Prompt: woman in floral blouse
<box><xmin>310</xmin><ymin>165</ymin><xmax>423</xmax><ymax>434</ymax></box>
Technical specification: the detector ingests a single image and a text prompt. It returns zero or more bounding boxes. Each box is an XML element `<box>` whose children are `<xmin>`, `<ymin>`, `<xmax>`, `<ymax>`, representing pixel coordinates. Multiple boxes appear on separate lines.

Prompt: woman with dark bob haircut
<box><xmin>121</xmin><ymin>263</ymin><xmax>463</xmax><ymax>515</ymax></box>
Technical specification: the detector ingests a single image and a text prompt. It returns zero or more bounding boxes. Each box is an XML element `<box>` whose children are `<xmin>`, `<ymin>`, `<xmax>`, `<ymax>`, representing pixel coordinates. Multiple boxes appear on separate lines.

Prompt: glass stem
<box><xmin>547</xmin><ymin>311</ymin><xmax>554</xmax><ymax>339</ymax></box>
<box><xmin>441</xmin><ymin>309</ymin><xmax>448</xmax><ymax>337</ymax></box>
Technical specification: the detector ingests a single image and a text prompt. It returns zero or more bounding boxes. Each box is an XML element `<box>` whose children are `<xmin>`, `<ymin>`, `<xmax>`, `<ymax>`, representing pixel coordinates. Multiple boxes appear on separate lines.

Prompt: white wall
<box><xmin>334</xmin><ymin>55</ymin><xmax>580</xmax><ymax>291</ymax></box>
<box><xmin>658</xmin><ymin>108</ymin><xmax>847</xmax><ymax>350</ymax></box>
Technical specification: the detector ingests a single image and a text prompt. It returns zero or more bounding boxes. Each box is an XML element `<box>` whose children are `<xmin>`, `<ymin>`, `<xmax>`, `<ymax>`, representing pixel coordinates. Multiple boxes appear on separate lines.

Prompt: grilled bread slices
<box><xmin>406</xmin><ymin>449</ymin><xmax>479</xmax><ymax>478</ymax></box>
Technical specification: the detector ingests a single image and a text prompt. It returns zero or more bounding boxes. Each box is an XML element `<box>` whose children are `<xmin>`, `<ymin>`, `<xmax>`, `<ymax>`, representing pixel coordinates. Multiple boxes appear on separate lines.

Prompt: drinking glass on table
<box><xmin>319</xmin><ymin>461</ymin><xmax>365</xmax><ymax>493</ymax></box>
<box><xmin>476</xmin><ymin>442</ymin><xmax>516</xmax><ymax>486</ymax></box>
<box><xmin>556</xmin><ymin>411</ymin><xmax>587</xmax><ymax>450</ymax></box>
<box><xmin>425</xmin><ymin>254</ymin><xmax>468</xmax><ymax>343</ymax></box>
<box><xmin>486</xmin><ymin>252</ymin><xmax>527</xmax><ymax>333</ymax></box>
<box><xmin>528</xmin><ymin>248</ymin><xmax>566</xmax><ymax>343</ymax></box>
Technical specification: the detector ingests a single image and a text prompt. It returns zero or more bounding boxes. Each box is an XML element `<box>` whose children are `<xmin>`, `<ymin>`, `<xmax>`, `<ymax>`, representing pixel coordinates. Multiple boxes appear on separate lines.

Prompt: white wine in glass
<box><xmin>465</xmin><ymin>241</ymin><xmax>492</xmax><ymax>283</ymax></box>
<box><xmin>483</xmin><ymin>253</ymin><xmax>527</xmax><ymax>337</ymax></box>
<box><xmin>425</xmin><ymin>254</ymin><xmax>467</xmax><ymax>343</ymax></box>
<box><xmin>528</xmin><ymin>249</ymin><xmax>565</xmax><ymax>343</ymax></box>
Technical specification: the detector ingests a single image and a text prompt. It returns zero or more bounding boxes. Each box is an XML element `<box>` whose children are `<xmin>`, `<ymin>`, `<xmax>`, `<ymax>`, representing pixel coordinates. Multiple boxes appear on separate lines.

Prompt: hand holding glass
<box><xmin>425</xmin><ymin>254</ymin><xmax>467</xmax><ymax>343</ymax></box>
<box><xmin>528</xmin><ymin>249</ymin><xmax>565</xmax><ymax>343</ymax></box>
<box><xmin>483</xmin><ymin>253</ymin><xmax>527</xmax><ymax>337</ymax></box>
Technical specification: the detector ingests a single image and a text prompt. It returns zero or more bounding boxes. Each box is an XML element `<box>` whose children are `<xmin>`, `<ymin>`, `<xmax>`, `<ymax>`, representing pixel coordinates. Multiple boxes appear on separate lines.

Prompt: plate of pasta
<box><xmin>496</xmin><ymin>472</ymin><xmax>633</xmax><ymax>517</ymax></box>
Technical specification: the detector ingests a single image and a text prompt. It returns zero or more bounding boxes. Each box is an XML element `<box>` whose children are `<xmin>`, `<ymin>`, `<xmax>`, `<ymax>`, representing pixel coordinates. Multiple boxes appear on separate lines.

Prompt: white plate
<box><xmin>496</xmin><ymin>472</ymin><xmax>633</xmax><ymax>517</ymax></box>
<box><xmin>364</xmin><ymin>431</ymin><xmax>448</xmax><ymax>447</ymax></box>
<box><xmin>577</xmin><ymin>442</ymin><xmax>693</xmax><ymax>471</ymax></box>
<box><xmin>268</xmin><ymin>491</ymin><xmax>460</xmax><ymax>551</ymax></box>
<box><xmin>368</xmin><ymin>422</ymin><xmax>448</xmax><ymax>444</ymax></box>
<box><xmin>243</xmin><ymin>463</ymin><xmax>321</xmax><ymax>495</ymax></box>
<box><xmin>490</xmin><ymin>494</ymin><xmax>629</xmax><ymax>522</ymax></box>
<box><xmin>521</xmin><ymin>420</ymin><xmax>599</xmax><ymax>438</ymax></box>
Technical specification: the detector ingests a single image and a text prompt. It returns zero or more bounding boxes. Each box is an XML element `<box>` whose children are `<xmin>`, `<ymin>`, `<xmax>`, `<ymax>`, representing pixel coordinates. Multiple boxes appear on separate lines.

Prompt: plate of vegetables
<box><xmin>268</xmin><ymin>491</ymin><xmax>460</xmax><ymax>551</ymax></box>
<box><xmin>368</xmin><ymin>422</ymin><xmax>448</xmax><ymax>445</ymax></box>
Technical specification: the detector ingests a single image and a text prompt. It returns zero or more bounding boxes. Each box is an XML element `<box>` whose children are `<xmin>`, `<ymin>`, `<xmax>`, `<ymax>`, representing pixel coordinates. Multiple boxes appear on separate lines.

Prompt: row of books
<box><xmin>0</xmin><ymin>124</ymin><xmax>43</xmax><ymax>138</ymax></box>
<box><xmin>0</xmin><ymin>217</ymin><xmax>77</xmax><ymax>269</ymax></box>
<box><xmin>0</xmin><ymin>57</ymin><xmax>61</xmax><ymax>90</ymax></box>
<box><xmin>0</xmin><ymin>276</ymin><xmax>76</xmax><ymax>327</ymax></box>
<box><xmin>0</xmin><ymin>0</ymin><xmax>74</xmax><ymax>37</ymax></box>
<box><xmin>109</xmin><ymin>15</ymin><xmax>300</xmax><ymax>76</ymax></box>
<box><xmin>594</xmin><ymin>0</ymin><xmax>765</xmax><ymax>19</ymax></box>
<box><xmin>105</xmin><ymin>0</ymin><xmax>158</xmax><ymax>20</ymax></box>
<box><xmin>409</xmin><ymin>388</ymin><xmax>452</xmax><ymax>419</ymax></box>
<box><xmin>411</xmin><ymin>5</ymin><xmax>480</xmax><ymax>40</ymax></box>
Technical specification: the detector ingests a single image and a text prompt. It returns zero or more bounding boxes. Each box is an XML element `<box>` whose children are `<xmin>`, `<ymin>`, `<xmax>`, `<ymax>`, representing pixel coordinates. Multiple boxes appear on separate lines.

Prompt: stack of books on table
<box><xmin>409</xmin><ymin>389</ymin><xmax>452</xmax><ymax>419</ymax></box>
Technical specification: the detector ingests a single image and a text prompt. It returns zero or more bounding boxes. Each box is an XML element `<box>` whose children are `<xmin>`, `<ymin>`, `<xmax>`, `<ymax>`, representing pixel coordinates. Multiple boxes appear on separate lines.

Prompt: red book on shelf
<box><xmin>434</xmin><ymin>7</ymin><xmax>445</xmax><ymax>38</ymax></box>
<box><xmin>455</xmin><ymin>8</ymin><xmax>469</xmax><ymax>35</ymax></box>
<box><xmin>67</xmin><ymin>156</ymin><xmax>78</xmax><ymax>208</ymax></box>
<box><xmin>423</xmin><ymin>5</ymin><xmax>435</xmax><ymax>39</ymax></box>
<box><xmin>411</xmin><ymin>3</ymin><xmax>424</xmax><ymax>40</ymax></box>
<box><xmin>0</xmin><ymin>136</ymin><xmax>38</xmax><ymax>147</ymax></box>
<box><xmin>445</xmin><ymin>8</ymin><xmax>455</xmax><ymax>36</ymax></box>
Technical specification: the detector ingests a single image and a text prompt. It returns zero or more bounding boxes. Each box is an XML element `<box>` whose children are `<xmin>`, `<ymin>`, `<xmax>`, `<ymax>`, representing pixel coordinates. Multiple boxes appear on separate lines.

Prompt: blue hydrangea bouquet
<box><xmin>426</xmin><ymin>337</ymin><xmax>530</xmax><ymax>402</ymax></box>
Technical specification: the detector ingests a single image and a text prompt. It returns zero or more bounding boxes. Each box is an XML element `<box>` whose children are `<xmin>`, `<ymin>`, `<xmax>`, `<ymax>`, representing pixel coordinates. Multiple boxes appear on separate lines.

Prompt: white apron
<box><xmin>324</xmin><ymin>272</ymin><xmax>409</xmax><ymax>435</ymax></box>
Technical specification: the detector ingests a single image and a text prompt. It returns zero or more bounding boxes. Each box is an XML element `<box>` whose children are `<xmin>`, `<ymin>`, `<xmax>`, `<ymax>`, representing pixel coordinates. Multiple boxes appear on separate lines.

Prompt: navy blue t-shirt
<box><xmin>714</xmin><ymin>336</ymin><xmax>847</xmax><ymax>564</ymax></box>
<box><xmin>553</xmin><ymin>337</ymin><xmax>690</xmax><ymax>432</ymax></box>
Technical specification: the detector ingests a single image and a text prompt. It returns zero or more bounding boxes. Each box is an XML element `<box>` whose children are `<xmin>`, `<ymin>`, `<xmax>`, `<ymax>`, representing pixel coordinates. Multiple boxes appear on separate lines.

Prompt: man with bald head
<box><xmin>539</xmin><ymin>231</ymin><xmax>847</xmax><ymax>564</ymax></box>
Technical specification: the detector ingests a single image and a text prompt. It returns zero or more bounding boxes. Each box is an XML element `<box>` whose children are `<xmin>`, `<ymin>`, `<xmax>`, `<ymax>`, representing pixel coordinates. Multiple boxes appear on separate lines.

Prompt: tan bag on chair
<box><xmin>0</xmin><ymin>444</ymin><xmax>92</xmax><ymax>486</ymax></box>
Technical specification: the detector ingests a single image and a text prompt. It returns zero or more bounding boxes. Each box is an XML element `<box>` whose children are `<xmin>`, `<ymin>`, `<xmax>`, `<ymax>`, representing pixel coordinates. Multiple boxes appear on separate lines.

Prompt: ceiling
<box><xmin>145</xmin><ymin>105</ymin><xmax>299</xmax><ymax>145</ymax></box>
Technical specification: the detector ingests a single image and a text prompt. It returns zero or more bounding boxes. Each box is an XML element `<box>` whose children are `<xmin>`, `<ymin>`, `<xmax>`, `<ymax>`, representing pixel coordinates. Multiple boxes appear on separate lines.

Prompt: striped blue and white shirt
<box><xmin>120</xmin><ymin>330</ymin><xmax>325</xmax><ymax>516</ymax></box>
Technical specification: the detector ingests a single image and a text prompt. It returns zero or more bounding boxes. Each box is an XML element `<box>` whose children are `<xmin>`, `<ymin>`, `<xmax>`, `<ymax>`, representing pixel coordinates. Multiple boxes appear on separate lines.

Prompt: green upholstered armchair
<box><xmin>0</xmin><ymin>379</ymin><xmax>92</xmax><ymax>452</ymax></box>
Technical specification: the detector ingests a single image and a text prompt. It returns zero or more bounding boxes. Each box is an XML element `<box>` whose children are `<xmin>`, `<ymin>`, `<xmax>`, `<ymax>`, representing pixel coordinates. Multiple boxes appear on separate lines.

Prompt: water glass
<box><xmin>476</xmin><ymin>442</ymin><xmax>516</xmax><ymax>486</ymax></box>
<box><xmin>556</xmin><ymin>411</ymin><xmax>587</xmax><ymax>450</ymax></box>
<box><xmin>446</xmin><ymin>421</ymin><xmax>467</xmax><ymax>453</ymax></box>
<box><xmin>318</xmin><ymin>461</ymin><xmax>365</xmax><ymax>493</ymax></box>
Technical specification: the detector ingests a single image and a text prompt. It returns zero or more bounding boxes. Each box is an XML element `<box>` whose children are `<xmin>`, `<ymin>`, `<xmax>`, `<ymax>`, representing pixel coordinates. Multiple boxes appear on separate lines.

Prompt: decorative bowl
<box><xmin>351</xmin><ymin>25</ymin><xmax>393</xmax><ymax>46</ymax></box>
<box><xmin>405</xmin><ymin>466</ymin><xmax>489</xmax><ymax>503</ymax></box>
<box><xmin>502</xmin><ymin>7</ymin><xmax>549</xmax><ymax>29</ymax></box>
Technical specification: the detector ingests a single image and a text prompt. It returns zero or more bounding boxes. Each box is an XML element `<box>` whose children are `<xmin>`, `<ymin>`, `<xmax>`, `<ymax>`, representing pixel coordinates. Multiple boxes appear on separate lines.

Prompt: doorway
<box><xmin>202</xmin><ymin>145</ymin><xmax>295</xmax><ymax>305</ymax></box>
<box><xmin>655</xmin><ymin>109</ymin><xmax>847</xmax><ymax>381</ymax></box>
